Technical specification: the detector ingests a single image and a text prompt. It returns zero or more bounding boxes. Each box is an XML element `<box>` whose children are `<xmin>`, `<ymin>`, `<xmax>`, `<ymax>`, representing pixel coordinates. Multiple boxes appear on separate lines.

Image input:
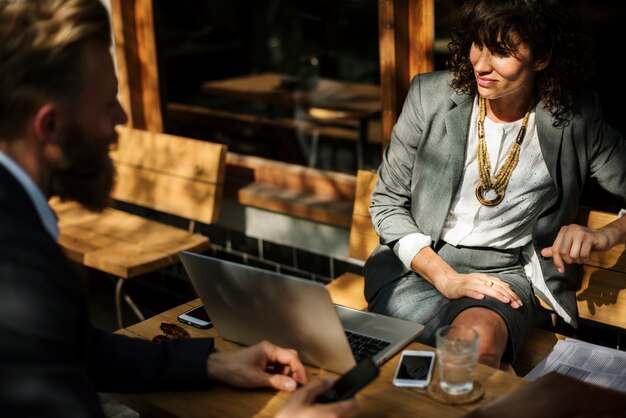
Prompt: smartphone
<box><xmin>315</xmin><ymin>356</ymin><xmax>379</xmax><ymax>404</ymax></box>
<box><xmin>392</xmin><ymin>350</ymin><xmax>435</xmax><ymax>388</ymax></box>
<box><xmin>177</xmin><ymin>304</ymin><xmax>213</xmax><ymax>329</ymax></box>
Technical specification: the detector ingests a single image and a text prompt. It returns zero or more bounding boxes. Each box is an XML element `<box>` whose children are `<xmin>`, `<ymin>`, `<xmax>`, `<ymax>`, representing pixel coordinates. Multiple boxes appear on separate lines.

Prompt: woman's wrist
<box><xmin>410</xmin><ymin>247</ymin><xmax>456</xmax><ymax>289</ymax></box>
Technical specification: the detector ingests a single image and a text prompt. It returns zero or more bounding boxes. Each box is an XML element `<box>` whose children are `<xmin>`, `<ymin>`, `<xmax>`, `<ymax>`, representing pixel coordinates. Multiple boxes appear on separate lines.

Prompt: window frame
<box><xmin>110</xmin><ymin>0</ymin><xmax>434</xmax><ymax>226</ymax></box>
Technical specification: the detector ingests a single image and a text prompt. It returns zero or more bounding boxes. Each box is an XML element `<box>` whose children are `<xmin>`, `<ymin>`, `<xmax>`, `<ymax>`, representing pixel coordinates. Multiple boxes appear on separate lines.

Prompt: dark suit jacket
<box><xmin>0</xmin><ymin>164</ymin><xmax>215</xmax><ymax>417</ymax></box>
<box><xmin>366</xmin><ymin>71</ymin><xmax>626</xmax><ymax>327</ymax></box>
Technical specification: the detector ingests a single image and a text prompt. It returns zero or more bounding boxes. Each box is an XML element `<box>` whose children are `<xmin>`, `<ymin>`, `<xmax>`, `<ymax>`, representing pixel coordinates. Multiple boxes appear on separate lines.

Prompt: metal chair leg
<box><xmin>113</xmin><ymin>277</ymin><xmax>145</xmax><ymax>329</ymax></box>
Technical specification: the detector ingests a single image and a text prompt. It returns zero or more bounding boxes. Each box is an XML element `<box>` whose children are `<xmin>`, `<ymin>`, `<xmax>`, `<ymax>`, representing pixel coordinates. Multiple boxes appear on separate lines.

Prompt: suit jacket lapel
<box><xmin>535</xmin><ymin>103</ymin><xmax>562</xmax><ymax>206</ymax></box>
<box><xmin>430</xmin><ymin>93</ymin><xmax>473</xmax><ymax>242</ymax></box>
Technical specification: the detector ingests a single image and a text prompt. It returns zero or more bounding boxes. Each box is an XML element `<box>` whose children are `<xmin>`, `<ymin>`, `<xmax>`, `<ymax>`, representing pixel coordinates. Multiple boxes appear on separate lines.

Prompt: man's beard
<box><xmin>48</xmin><ymin>122</ymin><xmax>116</xmax><ymax>212</ymax></box>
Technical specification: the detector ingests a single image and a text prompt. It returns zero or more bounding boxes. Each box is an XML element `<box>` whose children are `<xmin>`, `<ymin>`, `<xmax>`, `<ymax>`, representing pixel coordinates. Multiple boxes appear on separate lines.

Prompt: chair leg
<box><xmin>307</xmin><ymin>129</ymin><xmax>320</xmax><ymax>167</ymax></box>
<box><xmin>113</xmin><ymin>277</ymin><xmax>146</xmax><ymax>329</ymax></box>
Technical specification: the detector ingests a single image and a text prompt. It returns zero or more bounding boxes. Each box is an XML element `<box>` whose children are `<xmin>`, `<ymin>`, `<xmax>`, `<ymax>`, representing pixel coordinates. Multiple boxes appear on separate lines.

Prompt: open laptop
<box><xmin>179</xmin><ymin>251</ymin><xmax>423</xmax><ymax>373</ymax></box>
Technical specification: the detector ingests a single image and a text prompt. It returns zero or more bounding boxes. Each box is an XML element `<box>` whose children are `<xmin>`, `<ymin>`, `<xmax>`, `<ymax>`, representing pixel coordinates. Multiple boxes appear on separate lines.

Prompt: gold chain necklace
<box><xmin>475</xmin><ymin>95</ymin><xmax>531</xmax><ymax>206</ymax></box>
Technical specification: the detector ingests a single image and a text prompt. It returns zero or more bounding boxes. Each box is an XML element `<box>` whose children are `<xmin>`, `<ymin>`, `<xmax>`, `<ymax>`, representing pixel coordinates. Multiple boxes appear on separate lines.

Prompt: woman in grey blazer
<box><xmin>365</xmin><ymin>0</ymin><xmax>626</xmax><ymax>373</ymax></box>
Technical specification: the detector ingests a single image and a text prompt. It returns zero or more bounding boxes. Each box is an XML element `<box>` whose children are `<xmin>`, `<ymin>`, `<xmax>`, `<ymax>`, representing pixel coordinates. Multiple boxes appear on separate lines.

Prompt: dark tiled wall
<box><xmin>201</xmin><ymin>224</ymin><xmax>363</xmax><ymax>284</ymax></box>
<box><xmin>113</xmin><ymin>201</ymin><xmax>363</xmax><ymax>311</ymax></box>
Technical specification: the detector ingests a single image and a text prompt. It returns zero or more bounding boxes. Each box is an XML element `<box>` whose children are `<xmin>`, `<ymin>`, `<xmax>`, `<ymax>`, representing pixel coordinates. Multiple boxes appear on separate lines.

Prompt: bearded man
<box><xmin>0</xmin><ymin>1</ymin><xmax>357</xmax><ymax>417</ymax></box>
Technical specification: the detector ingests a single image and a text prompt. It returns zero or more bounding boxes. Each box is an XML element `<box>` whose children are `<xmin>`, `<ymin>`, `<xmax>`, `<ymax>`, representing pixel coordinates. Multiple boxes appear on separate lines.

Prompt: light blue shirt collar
<box><xmin>0</xmin><ymin>151</ymin><xmax>59</xmax><ymax>240</ymax></box>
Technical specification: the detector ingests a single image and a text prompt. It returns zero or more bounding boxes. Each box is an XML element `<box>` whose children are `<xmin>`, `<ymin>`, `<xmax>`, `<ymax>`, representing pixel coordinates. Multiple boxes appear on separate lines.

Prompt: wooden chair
<box><xmin>326</xmin><ymin>169</ymin><xmax>626</xmax><ymax>375</ymax></box>
<box><xmin>50</xmin><ymin>127</ymin><xmax>227</xmax><ymax>328</ymax></box>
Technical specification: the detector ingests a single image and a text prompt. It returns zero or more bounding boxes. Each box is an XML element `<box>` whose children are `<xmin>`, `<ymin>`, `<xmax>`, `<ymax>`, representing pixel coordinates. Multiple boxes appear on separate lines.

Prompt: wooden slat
<box><xmin>113</xmin><ymin>165</ymin><xmax>222</xmax><ymax>225</ymax></box>
<box><xmin>113</xmin><ymin>128</ymin><xmax>226</xmax><ymax>184</ymax></box>
<box><xmin>110</xmin><ymin>128</ymin><xmax>226</xmax><ymax>224</ymax></box>
<box><xmin>348</xmin><ymin>169</ymin><xmax>379</xmax><ymax>260</ymax></box>
<box><xmin>577</xmin><ymin>266</ymin><xmax>626</xmax><ymax>329</ymax></box>
<box><xmin>326</xmin><ymin>272</ymin><xmax>368</xmax><ymax>311</ymax></box>
<box><xmin>226</xmin><ymin>152</ymin><xmax>356</xmax><ymax>199</ymax></box>
<box><xmin>50</xmin><ymin>200</ymin><xmax>210</xmax><ymax>278</ymax></box>
<box><xmin>577</xmin><ymin>210</ymin><xmax>626</xmax><ymax>273</ymax></box>
<box><xmin>237</xmin><ymin>182</ymin><xmax>352</xmax><ymax>228</ymax></box>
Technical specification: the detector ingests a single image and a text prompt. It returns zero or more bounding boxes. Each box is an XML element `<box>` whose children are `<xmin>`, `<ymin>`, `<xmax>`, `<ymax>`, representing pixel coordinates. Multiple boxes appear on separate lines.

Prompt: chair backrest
<box><xmin>348</xmin><ymin>169</ymin><xmax>380</xmax><ymax>261</ymax></box>
<box><xmin>349</xmin><ymin>170</ymin><xmax>626</xmax><ymax>330</ymax></box>
<box><xmin>574</xmin><ymin>209</ymin><xmax>626</xmax><ymax>329</ymax></box>
<box><xmin>111</xmin><ymin>127</ymin><xmax>227</xmax><ymax>224</ymax></box>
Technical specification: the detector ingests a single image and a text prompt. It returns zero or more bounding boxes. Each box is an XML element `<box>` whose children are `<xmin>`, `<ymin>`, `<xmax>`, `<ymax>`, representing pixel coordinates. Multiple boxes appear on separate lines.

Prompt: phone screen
<box><xmin>177</xmin><ymin>305</ymin><xmax>212</xmax><ymax>329</ymax></box>
<box><xmin>392</xmin><ymin>351</ymin><xmax>435</xmax><ymax>388</ymax></box>
<box><xmin>315</xmin><ymin>357</ymin><xmax>379</xmax><ymax>403</ymax></box>
<box><xmin>186</xmin><ymin>305</ymin><xmax>211</xmax><ymax>322</ymax></box>
<box><xmin>396</xmin><ymin>354</ymin><xmax>433</xmax><ymax>380</ymax></box>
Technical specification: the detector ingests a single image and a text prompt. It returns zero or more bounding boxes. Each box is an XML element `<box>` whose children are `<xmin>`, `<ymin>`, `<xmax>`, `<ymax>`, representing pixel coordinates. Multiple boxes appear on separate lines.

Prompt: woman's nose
<box><xmin>474</xmin><ymin>49</ymin><xmax>492</xmax><ymax>73</ymax></box>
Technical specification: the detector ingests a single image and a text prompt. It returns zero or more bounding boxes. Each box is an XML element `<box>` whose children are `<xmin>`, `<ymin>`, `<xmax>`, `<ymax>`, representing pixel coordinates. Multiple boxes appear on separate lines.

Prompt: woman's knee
<box><xmin>452</xmin><ymin>308</ymin><xmax>509</xmax><ymax>368</ymax></box>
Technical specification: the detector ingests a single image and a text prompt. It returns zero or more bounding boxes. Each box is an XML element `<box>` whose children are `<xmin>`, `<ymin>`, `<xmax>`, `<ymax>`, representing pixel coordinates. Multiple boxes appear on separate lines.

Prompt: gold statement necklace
<box><xmin>475</xmin><ymin>95</ymin><xmax>531</xmax><ymax>206</ymax></box>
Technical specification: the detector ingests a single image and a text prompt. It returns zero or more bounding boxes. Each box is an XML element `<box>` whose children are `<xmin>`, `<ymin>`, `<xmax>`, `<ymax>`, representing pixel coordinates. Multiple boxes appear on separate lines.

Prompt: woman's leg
<box><xmin>451</xmin><ymin>307</ymin><xmax>510</xmax><ymax>371</ymax></box>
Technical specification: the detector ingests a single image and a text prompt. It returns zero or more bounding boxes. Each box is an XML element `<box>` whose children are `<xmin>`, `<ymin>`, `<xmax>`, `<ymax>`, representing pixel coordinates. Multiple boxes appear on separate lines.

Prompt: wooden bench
<box><xmin>49</xmin><ymin>127</ymin><xmax>227</xmax><ymax>328</ymax></box>
<box><xmin>326</xmin><ymin>169</ymin><xmax>626</xmax><ymax>375</ymax></box>
<box><xmin>166</xmin><ymin>102</ymin><xmax>382</xmax><ymax>169</ymax></box>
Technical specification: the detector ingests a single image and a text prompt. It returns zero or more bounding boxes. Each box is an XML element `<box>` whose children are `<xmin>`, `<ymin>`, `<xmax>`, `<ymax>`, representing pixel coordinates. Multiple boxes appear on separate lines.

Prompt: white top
<box><xmin>0</xmin><ymin>151</ymin><xmax>59</xmax><ymax>240</ymax></box>
<box><xmin>394</xmin><ymin>97</ymin><xmax>556</xmax><ymax>269</ymax></box>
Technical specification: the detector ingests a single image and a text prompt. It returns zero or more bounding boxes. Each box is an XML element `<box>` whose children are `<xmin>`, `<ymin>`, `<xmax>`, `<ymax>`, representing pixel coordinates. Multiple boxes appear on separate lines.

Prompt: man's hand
<box><xmin>275</xmin><ymin>377</ymin><xmax>358</xmax><ymax>418</ymax></box>
<box><xmin>541</xmin><ymin>223</ymin><xmax>623</xmax><ymax>273</ymax></box>
<box><xmin>207</xmin><ymin>340</ymin><xmax>307</xmax><ymax>391</ymax></box>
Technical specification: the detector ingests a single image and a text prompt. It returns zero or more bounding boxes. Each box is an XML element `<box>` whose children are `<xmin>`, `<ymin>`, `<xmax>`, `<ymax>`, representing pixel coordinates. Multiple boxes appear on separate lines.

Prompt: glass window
<box><xmin>153</xmin><ymin>0</ymin><xmax>382</xmax><ymax>174</ymax></box>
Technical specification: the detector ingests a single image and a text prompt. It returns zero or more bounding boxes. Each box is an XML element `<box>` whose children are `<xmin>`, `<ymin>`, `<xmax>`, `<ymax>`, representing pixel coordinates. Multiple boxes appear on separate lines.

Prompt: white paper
<box><xmin>525</xmin><ymin>338</ymin><xmax>626</xmax><ymax>392</ymax></box>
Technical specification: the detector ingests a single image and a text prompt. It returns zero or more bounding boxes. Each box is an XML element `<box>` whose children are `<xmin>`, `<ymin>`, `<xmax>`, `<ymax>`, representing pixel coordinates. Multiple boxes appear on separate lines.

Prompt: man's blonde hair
<box><xmin>0</xmin><ymin>0</ymin><xmax>111</xmax><ymax>139</ymax></box>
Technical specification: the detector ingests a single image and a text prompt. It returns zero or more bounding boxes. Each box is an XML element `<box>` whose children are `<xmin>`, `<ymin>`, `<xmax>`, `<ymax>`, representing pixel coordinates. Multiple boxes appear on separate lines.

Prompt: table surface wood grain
<box><xmin>111</xmin><ymin>299</ymin><xmax>528</xmax><ymax>418</ymax></box>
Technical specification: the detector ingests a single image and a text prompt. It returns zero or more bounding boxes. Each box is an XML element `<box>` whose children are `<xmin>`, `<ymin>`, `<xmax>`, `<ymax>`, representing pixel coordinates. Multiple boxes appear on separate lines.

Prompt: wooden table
<box><xmin>201</xmin><ymin>72</ymin><xmax>382</xmax><ymax>168</ymax></box>
<box><xmin>111</xmin><ymin>299</ymin><xmax>528</xmax><ymax>418</ymax></box>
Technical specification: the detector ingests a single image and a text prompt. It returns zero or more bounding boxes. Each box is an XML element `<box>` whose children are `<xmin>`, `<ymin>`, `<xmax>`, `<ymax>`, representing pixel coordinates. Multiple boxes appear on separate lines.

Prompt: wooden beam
<box><xmin>409</xmin><ymin>0</ymin><xmax>434</xmax><ymax>77</ymax></box>
<box><xmin>110</xmin><ymin>0</ymin><xmax>162</xmax><ymax>132</ymax></box>
<box><xmin>378</xmin><ymin>0</ymin><xmax>434</xmax><ymax>150</ymax></box>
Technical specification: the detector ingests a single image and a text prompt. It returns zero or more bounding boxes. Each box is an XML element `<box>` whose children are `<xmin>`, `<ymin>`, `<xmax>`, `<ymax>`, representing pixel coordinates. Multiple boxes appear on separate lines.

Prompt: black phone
<box><xmin>177</xmin><ymin>304</ymin><xmax>213</xmax><ymax>329</ymax></box>
<box><xmin>315</xmin><ymin>357</ymin><xmax>379</xmax><ymax>404</ymax></box>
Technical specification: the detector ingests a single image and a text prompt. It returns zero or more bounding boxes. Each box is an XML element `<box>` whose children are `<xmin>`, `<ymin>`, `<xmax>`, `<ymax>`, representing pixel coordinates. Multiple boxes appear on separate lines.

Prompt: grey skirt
<box><xmin>367</xmin><ymin>242</ymin><xmax>540</xmax><ymax>363</ymax></box>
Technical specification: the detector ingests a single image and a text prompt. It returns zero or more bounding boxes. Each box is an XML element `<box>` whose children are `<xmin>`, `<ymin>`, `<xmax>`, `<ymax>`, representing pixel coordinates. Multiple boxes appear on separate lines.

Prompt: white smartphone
<box><xmin>177</xmin><ymin>304</ymin><xmax>212</xmax><ymax>329</ymax></box>
<box><xmin>392</xmin><ymin>350</ymin><xmax>435</xmax><ymax>388</ymax></box>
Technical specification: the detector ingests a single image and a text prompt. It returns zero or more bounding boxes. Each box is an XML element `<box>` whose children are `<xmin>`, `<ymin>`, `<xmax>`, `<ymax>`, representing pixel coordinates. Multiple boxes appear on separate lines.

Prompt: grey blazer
<box><xmin>365</xmin><ymin>71</ymin><xmax>626</xmax><ymax>327</ymax></box>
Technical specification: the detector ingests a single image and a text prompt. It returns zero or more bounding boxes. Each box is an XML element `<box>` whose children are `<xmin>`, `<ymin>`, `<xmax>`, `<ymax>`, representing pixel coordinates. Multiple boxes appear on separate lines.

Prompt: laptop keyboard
<box><xmin>345</xmin><ymin>330</ymin><xmax>391</xmax><ymax>362</ymax></box>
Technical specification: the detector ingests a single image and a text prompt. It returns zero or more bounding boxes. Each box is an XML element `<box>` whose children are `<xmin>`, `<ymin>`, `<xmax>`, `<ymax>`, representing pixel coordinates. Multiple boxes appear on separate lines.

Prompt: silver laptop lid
<box><xmin>180</xmin><ymin>251</ymin><xmax>356</xmax><ymax>373</ymax></box>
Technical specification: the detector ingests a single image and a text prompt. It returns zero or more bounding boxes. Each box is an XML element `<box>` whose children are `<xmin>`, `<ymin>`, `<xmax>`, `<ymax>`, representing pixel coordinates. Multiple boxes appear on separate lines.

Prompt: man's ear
<box><xmin>33</xmin><ymin>103</ymin><xmax>65</xmax><ymax>164</ymax></box>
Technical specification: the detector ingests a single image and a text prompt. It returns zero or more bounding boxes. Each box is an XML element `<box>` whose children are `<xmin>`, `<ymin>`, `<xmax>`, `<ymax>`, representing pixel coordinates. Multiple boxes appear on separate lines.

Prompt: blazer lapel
<box><xmin>535</xmin><ymin>103</ymin><xmax>562</xmax><ymax>206</ymax></box>
<box><xmin>430</xmin><ymin>93</ymin><xmax>473</xmax><ymax>242</ymax></box>
<box><xmin>445</xmin><ymin>94</ymin><xmax>474</xmax><ymax>191</ymax></box>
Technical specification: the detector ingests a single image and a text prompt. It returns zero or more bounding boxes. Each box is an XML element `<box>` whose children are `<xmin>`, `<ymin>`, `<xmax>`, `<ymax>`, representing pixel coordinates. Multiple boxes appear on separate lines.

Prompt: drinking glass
<box><xmin>435</xmin><ymin>325</ymin><xmax>479</xmax><ymax>395</ymax></box>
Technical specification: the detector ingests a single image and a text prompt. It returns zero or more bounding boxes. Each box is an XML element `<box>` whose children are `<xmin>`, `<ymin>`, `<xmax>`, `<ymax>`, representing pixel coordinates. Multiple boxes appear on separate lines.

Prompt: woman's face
<box><xmin>469</xmin><ymin>35</ymin><xmax>546</xmax><ymax>103</ymax></box>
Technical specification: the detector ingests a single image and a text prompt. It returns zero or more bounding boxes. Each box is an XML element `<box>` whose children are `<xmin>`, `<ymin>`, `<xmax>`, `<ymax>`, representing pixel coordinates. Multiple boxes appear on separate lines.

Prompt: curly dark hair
<box><xmin>448</xmin><ymin>0</ymin><xmax>593</xmax><ymax>126</ymax></box>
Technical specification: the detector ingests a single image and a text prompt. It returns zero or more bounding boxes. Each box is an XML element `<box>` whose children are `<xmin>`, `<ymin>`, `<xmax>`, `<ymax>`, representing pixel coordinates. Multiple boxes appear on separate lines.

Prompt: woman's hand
<box><xmin>411</xmin><ymin>247</ymin><xmax>523</xmax><ymax>308</ymax></box>
<box><xmin>437</xmin><ymin>271</ymin><xmax>523</xmax><ymax>308</ymax></box>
